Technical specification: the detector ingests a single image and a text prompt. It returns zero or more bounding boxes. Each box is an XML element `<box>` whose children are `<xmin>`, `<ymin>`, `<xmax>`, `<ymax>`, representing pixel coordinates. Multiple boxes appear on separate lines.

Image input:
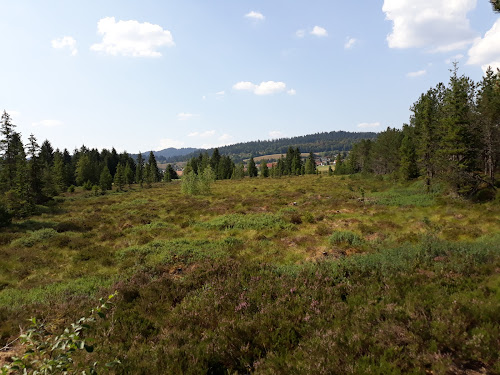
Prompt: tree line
<box><xmin>336</xmin><ymin>65</ymin><xmax>499</xmax><ymax>198</ymax></box>
<box><xmin>0</xmin><ymin>114</ymin><xmax>180</xmax><ymax>224</ymax></box>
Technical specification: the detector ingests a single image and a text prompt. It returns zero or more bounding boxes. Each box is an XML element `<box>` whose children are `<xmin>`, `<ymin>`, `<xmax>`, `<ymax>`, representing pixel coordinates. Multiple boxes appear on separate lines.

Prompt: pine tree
<box><xmin>100</xmin><ymin>166</ymin><xmax>113</xmax><ymax>191</ymax></box>
<box><xmin>124</xmin><ymin>162</ymin><xmax>134</xmax><ymax>187</ymax></box>
<box><xmin>399</xmin><ymin>129</ymin><xmax>419</xmax><ymax>180</ymax></box>
<box><xmin>114</xmin><ymin>164</ymin><xmax>125</xmax><ymax>191</ymax></box>
<box><xmin>260</xmin><ymin>159</ymin><xmax>269</xmax><ymax>178</ymax></box>
<box><xmin>412</xmin><ymin>88</ymin><xmax>441</xmax><ymax>192</ymax></box>
<box><xmin>248</xmin><ymin>157</ymin><xmax>258</xmax><ymax>177</ymax></box>
<box><xmin>75</xmin><ymin>154</ymin><xmax>93</xmax><ymax>186</ymax></box>
<box><xmin>52</xmin><ymin>151</ymin><xmax>67</xmax><ymax>193</ymax></box>
<box><xmin>26</xmin><ymin>134</ymin><xmax>44</xmax><ymax>204</ymax></box>
<box><xmin>305</xmin><ymin>152</ymin><xmax>316</xmax><ymax>174</ymax></box>
<box><xmin>147</xmin><ymin>151</ymin><xmax>161</xmax><ymax>183</ymax></box>
<box><xmin>477</xmin><ymin>67</ymin><xmax>500</xmax><ymax>185</ymax></box>
<box><xmin>136</xmin><ymin>152</ymin><xmax>144</xmax><ymax>187</ymax></box>
<box><xmin>438</xmin><ymin>65</ymin><xmax>478</xmax><ymax>194</ymax></box>
<box><xmin>0</xmin><ymin>111</ymin><xmax>18</xmax><ymax>191</ymax></box>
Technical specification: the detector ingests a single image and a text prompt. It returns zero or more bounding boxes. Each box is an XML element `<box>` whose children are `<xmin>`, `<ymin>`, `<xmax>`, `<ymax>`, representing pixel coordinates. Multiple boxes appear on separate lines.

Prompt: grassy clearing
<box><xmin>0</xmin><ymin>175</ymin><xmax>499</xmax><ymax>373</ymax></box>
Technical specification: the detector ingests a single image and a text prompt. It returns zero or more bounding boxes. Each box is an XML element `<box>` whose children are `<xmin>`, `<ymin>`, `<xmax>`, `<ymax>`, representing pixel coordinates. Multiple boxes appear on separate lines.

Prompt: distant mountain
<box><xmin>134</xmin><ymin>148</ymin><xmax>200</xmax><ymax>162</ymax></box>
<box><xmin>163</xmin><ymin>130</ymin><xmax>378</xmax><ymax>163</ymax></box>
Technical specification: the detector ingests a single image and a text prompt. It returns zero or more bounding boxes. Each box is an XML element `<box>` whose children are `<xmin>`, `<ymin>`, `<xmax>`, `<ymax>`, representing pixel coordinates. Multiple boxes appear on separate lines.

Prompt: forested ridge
<box><xmin>163</xmin><ymin>130</ymin><xmax>377</xmax><ymax>163</ymax></box>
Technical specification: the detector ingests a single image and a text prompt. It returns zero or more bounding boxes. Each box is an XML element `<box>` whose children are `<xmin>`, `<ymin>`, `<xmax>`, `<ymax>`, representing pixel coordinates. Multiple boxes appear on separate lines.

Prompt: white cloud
<box><xmin>51</xmin><ymin>36</ymin><xmax>78</xmax><ymax>56</ymax></box>
<box><xmin>32</xmin><ymin>120</ymin><xmax>63</xmax><ymax>128</ymax></box>
<box><xmin>344</xmin><ymin>37</ymin><xmax>357</xmax><ymax>49</ymax></box>
<box><xmin>296</xmin><ymin>29</ymin><xmax>306</xmax><ymax>38</ymax></box>
<box><xmin>382</xmin><ymin>0</ymin><xmax>478</xmax><ymax>52</ymax></box>
<box><xmin>177</xmin><ymin>113</ymin><xmax>199</xmax><ymax>121</ymax></box>
<box><xmin>216</xmin><ymin>91</ymin><xmax>225</xmax><ymax>96</ymax></box>
<box><xmin>269</xmin><ymin>130</ymin><xmax>283</xmax><ymax>138</ymax></box>
<box><xmin>468</xmin><ymin>19</ymin><xmax>500</xmax><ymax>72</ymax></box>
<box><xmin>202</xmin><ymin>95</ymin><xmax>207</xmax><ymax>100</ymax></box>
<box><xmin>91</xmin><ymin>17</ymin><xmax>175</xmax><ymax>57</ymax></box>
<box><xmin>287</xmin><ymin>89</ymin><xmax>297</xmax><ymax>96</ymax></box>
<box><xmin>310</xmin><ymin>26</ymin><xmax>328</xmax><ymax>37</ymax></box>
<box><xmin>157</xmin><ymin>138</ymin><xmax>185</xmax><ymax>150</ymax></box>
<box><xmin>188</xmin><ymin>130</ymin><xmax>216</xmax><ymax>138</ymax></box>
<box><xmin>445</xmin><ymin>54</ymin><xmax>464</xmax><ymax>64</ymax></box>
<box><xmin>406</xmin><ymin>69</ymin><xmax>427</xmax><ymax>78</ymax></box>
<box><xmin>233</xmin><ymin>81</ymin><xmax>287</xmax><ymax>95</ymax></box>
<box><xmin>245</xmin><ymin>11</ymin><xmax>265</xmax><ymax>21</ymax></box>
<box><xmin>357</xmin><ymin>122</ymin><xmax>381</xmax><ymax>129</ymax></box>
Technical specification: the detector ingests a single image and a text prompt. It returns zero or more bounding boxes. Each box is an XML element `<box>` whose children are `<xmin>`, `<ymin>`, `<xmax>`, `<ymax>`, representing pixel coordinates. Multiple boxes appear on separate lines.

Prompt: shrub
<box><xmin>67</xmin><ymin>185</ymin><xmax>75</xmax><ymax>193</ymax></box>
<box><xmin>0</xmin><ymin>203</ymin><xmax>12</xmax><ymax>227</ymax></box>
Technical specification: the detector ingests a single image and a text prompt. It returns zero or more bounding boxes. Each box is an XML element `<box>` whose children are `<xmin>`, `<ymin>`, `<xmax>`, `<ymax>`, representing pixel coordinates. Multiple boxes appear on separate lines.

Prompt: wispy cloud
<box><xmin>245</xmin><ymin>11</ymin><xmax>265</xmax><ymax>21</ymax></box>
<box><xmin>52</xmin><ymin>36</ymin><xmax>78</xmax><ymax>56</ymax></box>
<box><xmin>287</xmin><ymin>89</ymin><xmax>297</xmax><ymax>96</ymax></box>
<box><xmin>344</xmin><ymin>37</ymin><xmax>357</xmax><ymax>49</ymax></box>
<box><xmin>310</xmin><ymin>26</ymin><xmax>328</xmax><ymax>37</ymax></box>
<box><xmin>233</xmin><ymin>81</ymin><xmax>287</xmax><ymax>95</ymax></box>
<box><xmin>177</xmin><ymin>113</ymin><xmax>199</xmax><ymax>121</ymax></box>
<box><xmin>406</xmin><ymin>70</ymin><xmax>427</xmax><ymax>78</ymax></box>
<box><xmin>295</xmin><ymin>29</ymin><xmax>306</xmax><ymax>38</ymax></box>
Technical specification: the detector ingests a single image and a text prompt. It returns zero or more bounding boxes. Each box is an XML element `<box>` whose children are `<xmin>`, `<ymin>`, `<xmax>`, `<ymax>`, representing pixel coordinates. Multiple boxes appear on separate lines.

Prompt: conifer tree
<box><xmin>477</xmin><ymin>67</ymin><xmax>500</xmax><ymax>185</ymax></box>
<box><xmin>124</xmin><ymin>162</ymin><xmax>134</xmax><ymax>187</ymax></box>
<box><xmin>136</xmin><ymin>152</ymin><xmax>144</xmax><ymax>187</ymax></box>
<box><xmin>75</xmin><ymin>154</ymin><xmax>93</xmax><ymax>186</ymax></box>
<box><xmin>260</xmin><ymin>159</ymin><xmax>269</xmax><ymax>178</ymax></box>
<box><xmin>0</xmin><ymin>111</ymin><xmax>18</xmax><ymax>190</ymax></box>
<box><xmin>147</xmin><ymin>151</ymin><xmax>161</xmax><ymax>183</ymax></box>
<box><xmin>52</xmin><ymin>151</ymin><xmax>67</xmax><ymax>193</ymax></box>
<box><xmin>305</xmin><ymin>152</ymin><xmax>317</xmax><ymax>174</ymax></box>
<box><xmin>399</xmin><ymin>130</ymin><xmax>419</xmax><ymax>180</ymax></box>
<box><xmin>26</xmin><ymin>134</ymin><xmax>44</xmax><ymax>204</ymax></box>
<box><xmin>100</xmin><ymin>165</ymin><xmax>113</xmax><ymax>191</ymax></box>
<box><xmin>114</xmin><ymin>163</ymin><xmax>125</xmax><ymax>191</ymax></box>
<box><xmin>248</xmin><ymin>157</ymin><xmax>258</xmax><ymax>177</ymax></box>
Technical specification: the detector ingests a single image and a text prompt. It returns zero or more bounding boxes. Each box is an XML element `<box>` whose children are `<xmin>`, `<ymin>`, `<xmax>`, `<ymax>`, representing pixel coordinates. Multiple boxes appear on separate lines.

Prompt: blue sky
<box><xmin>1</xmin><ymin>1</ymin><xmax>499</xmax><ymax>153</ymax></box>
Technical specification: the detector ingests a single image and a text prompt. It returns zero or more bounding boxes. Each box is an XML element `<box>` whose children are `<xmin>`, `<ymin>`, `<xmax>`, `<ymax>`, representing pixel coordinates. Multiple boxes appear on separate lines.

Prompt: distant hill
<box><xmin>134</xmin><ymin>148</ymin><xmax>200</xmax><ymax>162</ymax></box>
<box><xmin>164</xmin><ymin>130</ymin><xmax>377</xmax><ymax>163</ymax></box>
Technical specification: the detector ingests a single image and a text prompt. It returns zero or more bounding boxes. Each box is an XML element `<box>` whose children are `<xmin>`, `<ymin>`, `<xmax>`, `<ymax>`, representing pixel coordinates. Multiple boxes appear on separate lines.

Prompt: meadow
<box><xmin>0</xmin><ymin>175</ymin><xmax>499</xmax><ymax>374</ymax></box>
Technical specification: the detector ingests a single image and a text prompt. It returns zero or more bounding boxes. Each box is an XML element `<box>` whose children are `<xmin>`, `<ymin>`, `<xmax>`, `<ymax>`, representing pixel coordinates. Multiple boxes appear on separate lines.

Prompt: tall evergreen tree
<box><xmin>260</xmin><ymin>159</ymin><xmax>269</xmax><ymax>178</ymax></box>
<box><xmin>0</xmin><ymin>111</ymin><xmax>18</xmax><ymax>191</ymax></box>
<box><xmin>114</xmin><ymin>163</ymin><xmax>125</xmax><ymax>191</ymax></box>
<box><xmin>100</xmin><ymin>165</ymin><xmax>113</xmax><ymax>191</ymax></box>
<box><xmin>147</xmin><ymin>151</ymin><xmax>161</xmax><ymax>183</ymax></box>
<box><xmin>305</xmin><ymin>152</ymin><xmax>317</xmax><ymax>174</ymax></box>
<box><xmin>248</xmin><ymin>157</ymin><xmax>258</xmax><ymax>177</ymax></box>
<box><xmin>136</xmin><ymin>152</ymin><xmax>144</xmax><ymax>187</ymax></box>
<box><xmin>124</xmin><ymin>162</ymin><xmax>134</xmax><ymax>187</ymax></box>
<box><xmin>26</xmin><ymin>134</ymin><xmax>44</xmax><ymax>204</ymax></box>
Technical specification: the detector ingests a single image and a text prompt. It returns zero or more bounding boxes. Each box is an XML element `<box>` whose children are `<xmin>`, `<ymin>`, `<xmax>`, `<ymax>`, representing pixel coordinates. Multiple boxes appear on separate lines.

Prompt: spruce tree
<box><xmin>100</xmin><ymin>166</ymin><xmax>113</xmax><ymax>191</ymax></box>
<box><xmin>0</xmin><ymin>111</ymin><xmax>18</xmax><ymax>191</ymax></box>
<box><xmin>114</xmin><ymin>164</ymin><xmax>125</xmax><ymax>191</ymax></box>
<box><xmin>124</xmin><ymin>162</ymin><xmax>133</xmax><ymax>187</ymax></box>
<box><xmin>305</xmin><ymin>152</ymin><xmax>316</xmax><ymax>174</ymax></box>
<box><xmin>52</xmin><ymin>151</ymin><xmax>67</xmax><ymax>193</ymax></box>
<box><xmin>248</xmin><ymin>157</ymin><xmax>258</xmax><ymax>177</ymax></box>
<box><xmin>260</xmin><ymin>159</ymin><xmax>269</xmax><ymax>178</ymax></box>
<box><xmin>136</xmin><ymin>152</ymin><xmax>144</xmax><ymax>187</ymax></box>
<box><xmin>147</xmin><ymin>151</ymin><xmax>161</xmax><ymax>183</ymax></box>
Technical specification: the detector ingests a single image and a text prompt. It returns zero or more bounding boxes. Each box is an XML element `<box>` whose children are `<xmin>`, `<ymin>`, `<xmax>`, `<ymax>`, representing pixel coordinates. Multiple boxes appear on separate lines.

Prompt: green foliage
<box><xmin>1</xmin><ymin>294</ymin><xmax>119</xmax><ymax>375</ymax></box>
<box><xmin>329</xmin><ymin>230</ymin><xmax>363</xmax><ymax>246</ymax></box>
<box><xmin>67</xmin><ymin>185</ymin><xmax>75</xmax><ymax>193</ymax></box>
<box><xmin>181</xmin><ymin>167</ymin><xmax>215</xmax><ymax>195</ymax></box>
<box><xmin>197</xmin><ymin>213</ymin><xmax>291</xmax><ymax>230</ymax></box>
<box><xmin>0</xmin><ymin>203</ymin><xmax>12</xmax><ymax>227</ymax></box>
<box><xmin>99</xmin><ymin>166</ymin><xmax>112</xmax><ymax>192</ymax></box>
<box><xmin>247</xmin><ymin>157</ymin><xmax>258</xmax><ymax>177</ymax></box>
